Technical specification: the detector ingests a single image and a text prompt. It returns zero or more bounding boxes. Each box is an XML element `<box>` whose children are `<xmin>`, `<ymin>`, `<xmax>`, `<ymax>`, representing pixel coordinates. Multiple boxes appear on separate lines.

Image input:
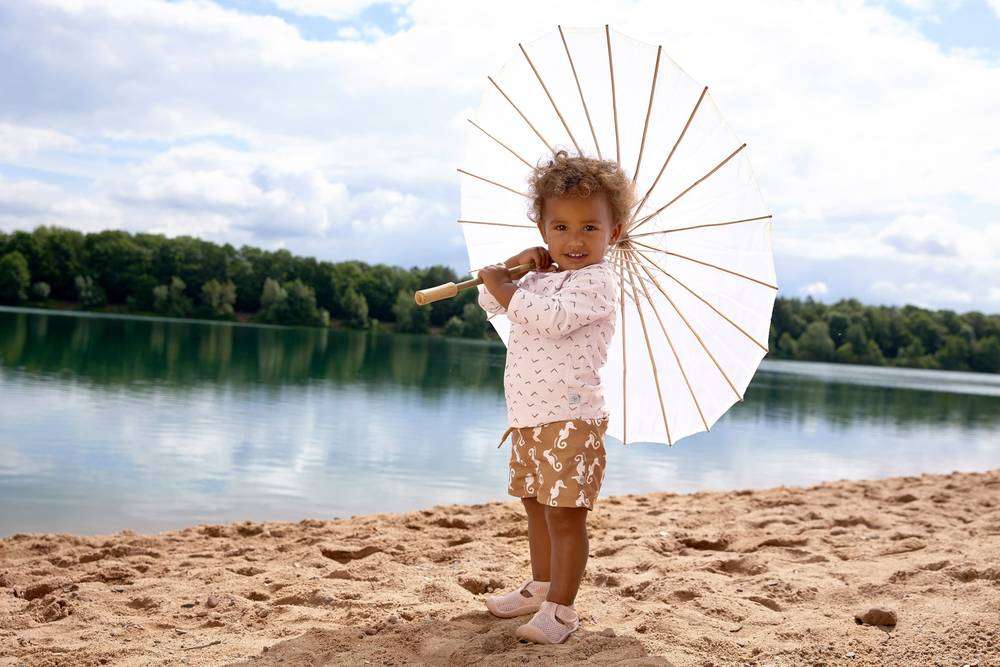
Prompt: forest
<box><xmin>1</xmin><ymin>225</ymin><xmax>998</xmax><ymax>373</ymax></box>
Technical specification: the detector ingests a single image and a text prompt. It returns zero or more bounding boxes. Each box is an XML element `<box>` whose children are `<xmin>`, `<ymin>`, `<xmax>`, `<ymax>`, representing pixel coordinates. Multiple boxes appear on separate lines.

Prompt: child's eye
<box><xmin>554</xmin><ymin>224</ymin><xmax>566</xmax><ymax>231</ymax></box>
<box><xmin>585</xmin><ymin>225</ymin><xmax>597</xmax><ymax>231</ymax></box>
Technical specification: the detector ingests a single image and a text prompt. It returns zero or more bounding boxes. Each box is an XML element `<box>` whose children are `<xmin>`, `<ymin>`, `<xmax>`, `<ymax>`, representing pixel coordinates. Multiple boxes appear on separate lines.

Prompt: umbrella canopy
<box><xmin>460</xmin><ymin>26</ymin><xmax>776</xmax><ymax>446</ymax></box>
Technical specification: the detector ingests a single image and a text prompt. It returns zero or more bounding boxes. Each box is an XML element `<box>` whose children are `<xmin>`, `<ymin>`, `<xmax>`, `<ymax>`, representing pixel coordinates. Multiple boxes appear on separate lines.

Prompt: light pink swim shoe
<box><xmin>484</xmin><ymin>579</ymin><xmax>550</xmax><ymax>618</ymax></box>
<box><xmin>514</xmin><ymin>600</ymin><xmax>580</xmax><ymax>644</ymax></box>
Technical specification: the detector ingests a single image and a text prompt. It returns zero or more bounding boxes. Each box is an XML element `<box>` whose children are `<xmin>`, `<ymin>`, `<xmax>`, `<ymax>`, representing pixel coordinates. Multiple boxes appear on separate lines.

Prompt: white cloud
<box><xmin>870</xmin><ymin>279</ymin><xmax>974</xmax><ymax>308</ymax></box>
<box><xmin>0</xmin><ymin>123</ymin><xmax>78</xmax><ymax>160</ymax></box>
<box><xmin>270</xmin><ymin>0</ymin><xmax>405</xmax><ymax>21</ymax></box>
<box><xmin>0</xmin><ymin>176</ymin><xmax>122</xmax><ymax>231</ymax></box>
<box><xmin>0</xmin><ymin>0</ymin><xmax>998</xmax><ymax>310</ymax></box>
<box><xmin>799</xmin><ymin>281</ymin><xmax>829</xmax><ymax>297</ymax></box>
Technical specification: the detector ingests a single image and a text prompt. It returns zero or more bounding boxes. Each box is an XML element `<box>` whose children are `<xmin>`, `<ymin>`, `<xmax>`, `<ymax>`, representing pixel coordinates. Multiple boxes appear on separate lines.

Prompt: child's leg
<box><xmin>521</xmin><ymin>497</ymin><xmax>551</xmax><ymax>581</ymax></box>
<box><xmin>542</xmin><ymin>505</ymin><xmax>589</xmax><ymax>606</ymax></box>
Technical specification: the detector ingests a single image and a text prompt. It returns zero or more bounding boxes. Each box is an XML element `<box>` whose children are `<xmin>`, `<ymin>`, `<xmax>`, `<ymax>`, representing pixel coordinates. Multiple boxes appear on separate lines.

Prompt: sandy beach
<box><xmin>1</xmin><ymin>469</ymin><xmax>998</xmax><ymax>666</ymax></box>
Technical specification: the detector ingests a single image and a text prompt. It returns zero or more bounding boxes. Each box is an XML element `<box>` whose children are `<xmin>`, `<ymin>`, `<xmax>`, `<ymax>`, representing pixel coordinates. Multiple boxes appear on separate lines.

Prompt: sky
<box><xmin>0</xmin><ymin>0</ymin><xmax>998</xmax><ymax>312</ymax></box>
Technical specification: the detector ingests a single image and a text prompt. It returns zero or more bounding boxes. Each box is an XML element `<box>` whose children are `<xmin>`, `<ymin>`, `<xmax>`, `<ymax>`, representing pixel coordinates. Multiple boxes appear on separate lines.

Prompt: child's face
<box><xmin>538</xmin><ymin>194</ymin><xmax>623</xmax><ymax>270</ymax></box>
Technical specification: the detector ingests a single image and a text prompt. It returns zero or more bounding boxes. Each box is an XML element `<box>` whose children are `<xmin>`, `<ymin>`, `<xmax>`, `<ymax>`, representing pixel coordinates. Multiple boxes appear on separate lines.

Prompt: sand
<box><xmin>1</xmin><ymin>469</ymin><xmax>998</xmax><ymax>666</ymax></box>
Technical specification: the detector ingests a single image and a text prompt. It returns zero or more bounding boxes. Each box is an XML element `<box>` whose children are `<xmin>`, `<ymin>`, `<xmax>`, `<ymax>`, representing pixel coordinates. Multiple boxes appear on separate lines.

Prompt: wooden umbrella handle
<box><xmin>414</xmin><ymin>261</ymin><xmax>536</xmax><ymax>306</ymax></box>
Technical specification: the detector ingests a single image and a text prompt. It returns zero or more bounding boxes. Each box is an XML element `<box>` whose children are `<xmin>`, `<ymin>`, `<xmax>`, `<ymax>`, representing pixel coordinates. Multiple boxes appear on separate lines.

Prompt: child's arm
<box><xmin>506</xmin><ymin>268</ymin><xmax>616</xmax><ymax>338</ymax></box>
<box><xmin>478</xmin><ymin>264</ymin><xmax>518</xmax><ymax>313</ymax></box>
<box><xmin>477</xmin><ymin>280</ymin><xmax>510</xmax><ymax>315</ymax></box>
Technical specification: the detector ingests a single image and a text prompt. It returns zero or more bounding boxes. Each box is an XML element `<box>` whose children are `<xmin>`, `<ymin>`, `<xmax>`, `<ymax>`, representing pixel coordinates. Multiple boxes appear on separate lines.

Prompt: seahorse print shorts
<box><xmin>500</xmin><ymin>417</ymin><xmax>608</xmax><ymax>510</ymax></box>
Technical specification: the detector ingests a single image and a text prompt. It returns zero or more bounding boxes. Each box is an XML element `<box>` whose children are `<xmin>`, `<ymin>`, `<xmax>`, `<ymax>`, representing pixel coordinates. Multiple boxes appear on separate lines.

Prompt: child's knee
<box><xmin>543</xmin><ymin>505</ymin><xmax>587</xmax><ymax>532</ymax></box>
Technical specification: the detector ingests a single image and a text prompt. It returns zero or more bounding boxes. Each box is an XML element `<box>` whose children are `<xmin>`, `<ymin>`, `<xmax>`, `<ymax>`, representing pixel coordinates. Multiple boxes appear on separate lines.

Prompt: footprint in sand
<box><xmin>127</xmin><ymin>596</ymin><xmax>159</xmax><ymax>611</ymax></box>
<box><xmin>832</xmin><ymin>516</ymin><xmax>883</xmax><ymax>530</ymax></box>
<box><xmin>457</xmin><ymin>575</ymin><xmax>503</xmax><ymax>595</ymax></box>
<box><xmin>273</xmin><ymin>589</ymin><xmax>337</xmax><ymax>607</ymax></box>
<box><xmin>679</xmin><ymin>535</ymin><xmax>731</xmax><ymax>551</ymax></box>
<box><xmin>746</xmin><ymin>595</ymin><xmax>782</xmax><ymax>611</ymax></box>
<box><xmin>669</xmin><ymin>589</ymin><xmax>701</xmax><ymax>602</ymax></box>
<box><xmin>319</xmin><ymin>544</ymin><xmax>383</xmax><ymax>564</ymax></box>
<box><xmin>709</xmin><ymin>556</ymin><xmax>768</xmax><ymax>576</ymax></box>
<box><xmin>31</xmin><ymin>595</ymin><xmax>72</xmax><ymax>622</ymax></box>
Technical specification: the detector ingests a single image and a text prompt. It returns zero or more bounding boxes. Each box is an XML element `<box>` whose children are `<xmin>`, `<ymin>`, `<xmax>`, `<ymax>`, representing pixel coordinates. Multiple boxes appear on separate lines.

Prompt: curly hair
<box><xmin>527</xmin><ymin>151</ymin><xmax>635</xmax><ymax>229</ymax></box>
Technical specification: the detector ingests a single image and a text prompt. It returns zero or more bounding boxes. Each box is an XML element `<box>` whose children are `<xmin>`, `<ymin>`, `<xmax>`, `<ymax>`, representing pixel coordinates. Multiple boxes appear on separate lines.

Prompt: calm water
<box><xmin>2</xmin><ymin>306</ymin><xmax>998</xmax><ymax>537</ymax></box>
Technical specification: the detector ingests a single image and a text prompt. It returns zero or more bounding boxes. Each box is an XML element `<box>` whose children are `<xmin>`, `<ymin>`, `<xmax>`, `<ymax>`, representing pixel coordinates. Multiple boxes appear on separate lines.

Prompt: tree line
<box><xmin>0</xmin><ymin>225</ymin><xmax>997</xmax><ymax>373</ymax></box>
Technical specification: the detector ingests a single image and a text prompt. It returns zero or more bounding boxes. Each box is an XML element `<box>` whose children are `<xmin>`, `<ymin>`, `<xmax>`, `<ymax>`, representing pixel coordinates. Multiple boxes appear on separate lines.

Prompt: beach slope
<box><xmin>1</xmin><ymin>469</ymin><xmax>998</xmax><ymax>666</ymax></box>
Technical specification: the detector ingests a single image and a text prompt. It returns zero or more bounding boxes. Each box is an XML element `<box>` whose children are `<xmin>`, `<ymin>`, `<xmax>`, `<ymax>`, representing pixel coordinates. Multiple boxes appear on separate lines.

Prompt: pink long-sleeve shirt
<box><xmin>478</xmin><ymin>259</ymin><xmax>618</xmax><ymax>428</ymax></box>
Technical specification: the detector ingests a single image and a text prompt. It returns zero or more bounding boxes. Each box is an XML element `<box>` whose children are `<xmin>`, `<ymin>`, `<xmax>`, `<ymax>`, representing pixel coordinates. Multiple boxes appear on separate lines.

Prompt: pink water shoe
<box><xmin>484</xmin><ymin>579</ymin><xmax>549</xmax><ymax>618</ymax></box>
<box><xmin>514</xmin><ymin>600</ymin><xmax>580</xmax><ymax>644</ymax></box>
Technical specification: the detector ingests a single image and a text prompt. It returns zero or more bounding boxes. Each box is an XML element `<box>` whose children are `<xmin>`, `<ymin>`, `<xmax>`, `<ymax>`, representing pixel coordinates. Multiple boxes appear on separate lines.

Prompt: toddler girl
<box><xmin>476</xmin><ymin>151</ymin><xmax>633</xmax><ymax>644</ymax></box>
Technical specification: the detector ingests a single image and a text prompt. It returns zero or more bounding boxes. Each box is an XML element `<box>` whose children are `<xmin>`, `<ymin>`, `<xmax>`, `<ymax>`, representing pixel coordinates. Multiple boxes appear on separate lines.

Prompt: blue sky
<box><xmin>0</xmin><ymin>0</ymin><xmax>997</xmax><ymax>312</ymax></box>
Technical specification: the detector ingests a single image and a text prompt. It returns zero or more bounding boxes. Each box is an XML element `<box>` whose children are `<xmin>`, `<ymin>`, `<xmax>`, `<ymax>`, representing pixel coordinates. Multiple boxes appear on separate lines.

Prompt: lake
<box><xmin>1</xmin><ymin>306</ymin><xmax>998</xmax><ymax>537</ymax></box>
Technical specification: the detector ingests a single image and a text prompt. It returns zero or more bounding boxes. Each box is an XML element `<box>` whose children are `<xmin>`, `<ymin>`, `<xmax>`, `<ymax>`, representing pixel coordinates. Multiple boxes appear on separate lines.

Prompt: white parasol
<box><xmin>458</xmin><ymin>26</ymin><xmax>777</xmax><ymax>446</ymax></box>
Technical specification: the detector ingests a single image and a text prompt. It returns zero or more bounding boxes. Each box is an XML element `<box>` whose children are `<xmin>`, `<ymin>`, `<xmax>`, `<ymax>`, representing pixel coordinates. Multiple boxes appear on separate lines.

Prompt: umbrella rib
<box><xmin>466</xmin><ymin>119</ymin><xmax>534</xmax><ymax>169</ymax></box>
<box><xmin>629</xmin><ymin>238</ymin><xmax>778</xmax><ymax>290</ymax></box>
<box><xmin>605</xmin><ymin>25</ymin><xmax>621</xmax><ymax>166</ymax></box>
<box><xmin>488</xmin><ymin>75</ymin><xmax>554</xmax><ymax>154</ymax></box>
<box><xmin>558</xmin><ymin>25</ymin><xmax>602</xmax><ymax>160</ymax></box>
<box><xmin>456</xmin><ymin>168</ymin><xmax>530</xmax><ymax>199</ymax></box>
<box><xmin>633</xmin><ymin>45</ymin><xmax>662</xmax><ymax>185</ymax></box>
<box><xmin>631</xmin><ymin>86</ymin><xmax>708</xmax><ymax>221</ymax></box>
<box><xmin>629</xmin><ymin>142</ymin><xmax>746</xmax><ymax>235</ymax></box>
<box><xmin>617</xmin><ymin>247</ymin><xmax>627</xmax><ymax>446</ymax></box>
<box><xmin>625</xmin><ymin>248</ymin><xmax>709</xmax><ymax>431</ymax></box>
<box><xmin>629</xmin><ymin>215</ymin><xmax>773</xmax><ymax>239</ymax></box>
<box><xmin>629</xmin><ymin>247</ymin><xmax>769</xmax><ymax>352</ymax></box>
<box><xmin>457</xmin><ymin>219</ymin><xmax>536</xmax><ymax>229</ymax></box>
<box><xmin>629</xmin><ymin>246</ymin><xmax>745</xmax><ymax>399</ymax></box>
<box><xmin>622</xmin><ymin>252</ymin><xmax>672</xmax><ymax>445</ymax></box>
<box><xmin>519</xmin><ymin>42</ymin><xmax>582</xmax><ymax>154</ymax></box>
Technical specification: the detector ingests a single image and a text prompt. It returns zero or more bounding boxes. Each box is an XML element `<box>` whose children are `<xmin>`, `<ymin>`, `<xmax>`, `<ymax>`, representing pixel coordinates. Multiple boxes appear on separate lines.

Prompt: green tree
<box><xmin>461</xmin><ymin>301</ymin><xmax>489</xmax><ymax>338</ymax></box>
<box><xmin>859</xmin><ymin>339</ymin><xmax>885</xmax><ymax>366</ymax></box>
<box><xmin>844</xmin><ymin>323</ymin><xmax>868</xmax><ymax>352</ymax></box>
<box><xmin>83</xmin><ymin>230</ymin><xmax>152</xmax><ymax>303</ymax></box>
<box><xmin>0</xmin><ymin>251</ymin><xmax>31</xmax><ymax>304</ymax></box>
<box><xmin>200</xmin><ymin>279</ymin><xmax>237</xmax><ymax>319</ymax></box>
<box><xmin>835</xmin><ymin>342</ymin><xmax>858</xmax><ymax>364</ymax></box>
<box><xmin>935</xmin><ymin>335</ymin><xmax>970</xmax><ymax>371</ymax></box>
<box><xmin>970</xmin><ymin>336</ymin><xmax>1000</xmax><ymax>373</ymax></box>
<box><xmin>905</xmin><ymin>310</ymin><xmax>946</xmax><ymax>354</ymax></box>
<box><xmin>257</xmin><ymin>278</ymin><xmax>288</xmax><ymax>323</ymax></box>
<box><xmin>776</xmin><ymin>332</ymin><xmax>798</xmax><ymax>359</ymax></box>
<box><xmin>341</xmin><ymin>286</ymin><xmax>369</xmax><ymax>329</ymax></box>
<box><xmin>32</xmin><ymin>281</ymin><xmax>51</xmax><ymax>301</ymax></box>
<box><xmin>75</xmin><ymin>275</ymin><xmax>107</xmax><ymax>309</ymax></box>
<box><xmin>32</xmin><ymin>226</ymin><xmax>85</xmax><ymax>299</ymax></box>
<box><xmin>443</xmin><ymin>315</ymin><xmax>465</xmax><ymax>337</ymax></box>
<box><xmin>392</xmin><ymin>288</ymin><xmax>430</xmax><ymax>334</ymax></box>
<box><xmin>358</xmin><ymin>264</ymin><xmax>410</xmax><ymax>321</ymax></box>
<box><xmin>796</xmin><ymin>321</ymin><xmax>835</xmax><ymax>362</ymax></box>
<box><xmin>282</xmin><ymin>280</ymin><xmax>329</xmax><ymax>327</ymax></box>
<box><xmin>826</xmin><ymin>311</ymin><xmax>851</xmax><ymax>345</ymax></box>
<box><xmin>152</xmin><ymin>276</ymin><xmax>193</xmax><ymax>318</ymax></box>
<box><xmin>771</xmin><ymin>298</ymin><xmax>806</xmax><ymax>339</ymax></box>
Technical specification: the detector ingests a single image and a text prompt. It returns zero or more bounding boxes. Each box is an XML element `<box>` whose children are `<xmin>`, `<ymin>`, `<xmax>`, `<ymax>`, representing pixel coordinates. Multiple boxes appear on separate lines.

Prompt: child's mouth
<box><xmin>565</xmin><ymin>252</ymin><xmax>587</xmax><ymax>260</ymax></box>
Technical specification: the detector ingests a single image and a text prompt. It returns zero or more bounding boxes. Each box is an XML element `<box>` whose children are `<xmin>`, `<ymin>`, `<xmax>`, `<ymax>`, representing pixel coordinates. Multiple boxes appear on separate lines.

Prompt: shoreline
<box><xmin>2</xmin><ymin>469</ymin><xmax>998</xmax><ymax>666</ymax></box>
<box><xmin>3</xmin><ymin>305</ymin><xmax>999</xmax><ymax>378</ymax></box>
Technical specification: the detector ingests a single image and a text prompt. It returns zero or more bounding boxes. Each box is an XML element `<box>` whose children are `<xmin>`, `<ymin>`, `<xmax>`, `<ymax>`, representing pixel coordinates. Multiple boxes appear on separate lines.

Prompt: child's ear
<box><xmin>610</xmin><ymin>222</ymin><xmax>623</xmax><ymax>243</ymax></box>
<box><xmin>537</xmin><ymin>221</ymin><xmax>548</xmax><ymax>243</ymax></box>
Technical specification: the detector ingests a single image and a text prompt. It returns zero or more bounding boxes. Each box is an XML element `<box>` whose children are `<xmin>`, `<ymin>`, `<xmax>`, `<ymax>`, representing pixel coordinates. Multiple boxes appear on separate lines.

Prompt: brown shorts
<box><xmin>500</xmin><ymin>417</ymin><xmax>608</xmax><ymax>510</ymax></box>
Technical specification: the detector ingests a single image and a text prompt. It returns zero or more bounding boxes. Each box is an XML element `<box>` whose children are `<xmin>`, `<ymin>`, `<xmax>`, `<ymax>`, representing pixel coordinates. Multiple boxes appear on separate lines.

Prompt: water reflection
<box><xmin>1</xmin><ymin>306</ymin><xmax>997</xmax><ymax>536</ymax></box>
<box><xmin>0</xmin><ymin>307</ymin><xmax>505</xmax><ymax>395</ymax></box>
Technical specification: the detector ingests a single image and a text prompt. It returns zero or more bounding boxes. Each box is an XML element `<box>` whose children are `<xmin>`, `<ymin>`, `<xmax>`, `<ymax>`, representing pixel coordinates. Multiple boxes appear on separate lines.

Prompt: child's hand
<box><xmin>478</xmin><ymin>263</ymin><xmax>513</xmax><ymax>294</ymax></box>
<box><xmin>505</xmin><ymin>246</ymin><xmax>556</xmax><ymax>273</ymax></box>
